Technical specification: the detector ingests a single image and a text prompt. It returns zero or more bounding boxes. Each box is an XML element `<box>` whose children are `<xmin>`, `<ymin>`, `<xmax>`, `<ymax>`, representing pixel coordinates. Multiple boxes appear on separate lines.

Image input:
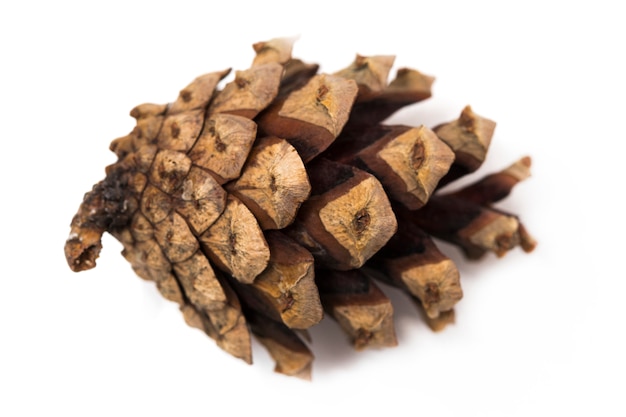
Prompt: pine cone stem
<box><xmin>65</xmin><ymin>166</ymin><xmax>134</xmax><ymax>272</ymax></box>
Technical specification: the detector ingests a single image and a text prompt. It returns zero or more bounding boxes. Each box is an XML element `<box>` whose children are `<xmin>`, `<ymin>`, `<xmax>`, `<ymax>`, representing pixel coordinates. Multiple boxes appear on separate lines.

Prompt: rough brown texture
<box><xmin>65</xmin><ymin>37</ymin><xmax>536</xmax><ymax>379</ymax></box>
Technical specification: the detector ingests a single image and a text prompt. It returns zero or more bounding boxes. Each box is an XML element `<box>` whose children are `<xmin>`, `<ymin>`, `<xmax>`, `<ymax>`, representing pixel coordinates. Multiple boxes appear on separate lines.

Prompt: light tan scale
<box><xmin>384</xmin><ymin>255</ymin><xmax>462</xmax><ymax>319</ymax></box>
<box><xmin>187</xmin><ymin>114</ymin><xmax>258</xmax><ymax>184</ymax></box>
<box><xmin>292</xmin><ymin>159</ymin><xmax>397</xmax><ymax>270</ymax></box>
<box><xmin>226</xmin><ymin>136</ymin><xmax>311</xmax><ymax>230</ymax></box>
<box><xmin>199</xmin><ymin>195</ymin><xmax>270</xmax><ymax>284</ymax></box>
<box><xmin>434</xmin><ymin>105</ymin><xmax>496</xmax><ymax>184</ymax></box>
<box><xmin>256</xmin><ymin>74</ymin><xmax>359</xmax><ymax>163</ymax></box>
<box><xmin>316</xmin><ymin>269</ymin><xmax>398</xmax><ymax>350</ymax></box>
<box><xmin>251</xmin><ymin>231</ymin><xmax>322</xmax><ymax>329</ymax></box>
<box><xmin>334</xmin><ymin>54</ymin><xmax>396</xmax><ymax>101</ymax></box>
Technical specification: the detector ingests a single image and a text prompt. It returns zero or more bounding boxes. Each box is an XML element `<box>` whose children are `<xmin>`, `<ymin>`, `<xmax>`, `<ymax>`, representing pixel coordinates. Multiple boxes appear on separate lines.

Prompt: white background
<box><xmin>1</xmin><ymin>1</ymin><xmax>624</xmax><ymax>416</ymax></box>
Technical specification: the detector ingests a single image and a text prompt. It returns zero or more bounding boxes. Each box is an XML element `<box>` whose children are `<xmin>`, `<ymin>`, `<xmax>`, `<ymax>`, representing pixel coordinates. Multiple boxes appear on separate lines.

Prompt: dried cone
<box><xmin>65</xmin><ymin>37</ymin><xmax>536</xmax><ymax>378</ymax></box>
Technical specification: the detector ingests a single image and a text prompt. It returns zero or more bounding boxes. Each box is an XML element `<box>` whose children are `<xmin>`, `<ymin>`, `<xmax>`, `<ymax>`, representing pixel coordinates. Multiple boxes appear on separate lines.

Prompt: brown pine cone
<box><xmin>64</xmin><ymin>37</ymin><xmax>535</xmax><ymax>379</ymax></box>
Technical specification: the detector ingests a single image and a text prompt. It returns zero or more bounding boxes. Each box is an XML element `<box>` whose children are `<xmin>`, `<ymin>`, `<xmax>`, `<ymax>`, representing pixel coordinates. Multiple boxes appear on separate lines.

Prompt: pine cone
<box><xmin>64</xmin><ymin>38</ymin><xmax>536</xmax><ymax>379</ymax></box>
